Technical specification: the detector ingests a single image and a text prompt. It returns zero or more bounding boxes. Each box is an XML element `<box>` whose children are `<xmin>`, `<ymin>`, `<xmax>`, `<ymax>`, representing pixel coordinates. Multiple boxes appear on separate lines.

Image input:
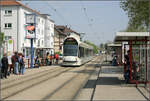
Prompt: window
<box><xmin>4</xmin><ymin>36</ymin><xmax>11</xmax><ymax>40</ymax></box>
<box><xmin>42</xmin><ymin>40</ymin><xmax>44</xmax><ymax>45</ymax></box>
<box><xmin>38</xmin><ymin>40</ymin><xmax>40</xmax><ymax>47</ymax></box>
<box><xmin>42</xmin><ymin>30</ymin><xmax>44</xmax><ymax>35</ymax></box>
<box><xmin>5</xmin><ymin>10</ymin><xmax>12</xmax><ymax>15</ymax></box>
<box><xmin>51</xmin><ymin>24</ymin><xmax>53</xmax><ymax>28</ymax></box>
<box><xmin>4</xmin><ymin>23</ymin><xmax>12</xmax><ymax>28</ymax></box>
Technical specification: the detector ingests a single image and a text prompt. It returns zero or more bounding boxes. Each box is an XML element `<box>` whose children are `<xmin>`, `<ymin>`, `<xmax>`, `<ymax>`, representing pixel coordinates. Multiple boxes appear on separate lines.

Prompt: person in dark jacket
<box><xmin>1</xmin><ymin>54</ymin><xmax>8</xmax><ymax>79</ymax></box>
<box><xmin>14</xmin><ymin>52</ymin><xmax>19</xmax><ymax>75</ymax></box>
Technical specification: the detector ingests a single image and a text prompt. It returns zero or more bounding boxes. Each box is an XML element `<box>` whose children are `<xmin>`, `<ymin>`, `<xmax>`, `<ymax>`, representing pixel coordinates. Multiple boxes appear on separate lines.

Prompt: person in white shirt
<box><xmin>7</xmin><ymin>52</ymin><xmax>12</xmax><ymax>75</ymax></box>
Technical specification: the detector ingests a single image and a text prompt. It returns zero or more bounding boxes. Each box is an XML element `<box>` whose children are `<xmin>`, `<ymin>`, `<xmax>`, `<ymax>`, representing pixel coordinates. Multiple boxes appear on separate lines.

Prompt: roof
<box><xmin>55</xmin><ymin>25</ymin><xmax>80</xmax><ymax>36</ymax></box>
<box><xmin>114</xmin><ymin>32</ymin><xmax>150</xmax><ymax>42</ymax></box>
<box><xmin>0</xmin><ymin>0</ymin><xmax>41</xmax><ymax>16</ymax></box>
<box><xmin>54</xmin><ymin>25</ymin><xmax>67</xmax><ymax>36</ymax></box>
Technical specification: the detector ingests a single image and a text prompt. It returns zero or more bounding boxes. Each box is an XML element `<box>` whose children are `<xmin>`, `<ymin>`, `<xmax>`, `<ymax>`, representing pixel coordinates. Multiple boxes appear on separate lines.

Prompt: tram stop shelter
<box><xmin>107</xmin><ymin>43</ymin><xmax>122</xmax><ymax>65</ymax></box>
<box><xmin>114</xmin><ymin>32</ymin><xmax>150</xmax><ymax>86</ymax></box>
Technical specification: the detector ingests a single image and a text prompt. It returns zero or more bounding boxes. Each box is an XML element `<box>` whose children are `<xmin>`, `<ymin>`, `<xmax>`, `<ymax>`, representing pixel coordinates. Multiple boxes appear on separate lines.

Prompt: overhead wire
<box><xmin>80</xmin><ymin>0</ymin><xmax>102</xmax><ymax>44</ymax></box>
<box><xmin>45</xmin><ymin>1</ymin><xmax>83</xmax><ymax>31</ymax></box>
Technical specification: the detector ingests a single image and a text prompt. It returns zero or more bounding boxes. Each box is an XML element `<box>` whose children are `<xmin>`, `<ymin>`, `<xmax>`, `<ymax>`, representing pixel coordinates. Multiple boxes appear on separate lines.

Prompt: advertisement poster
<box><xmin>7</xmin><ymin>39</ymin><xmax>14</xmax><ymax>53</ymax></box>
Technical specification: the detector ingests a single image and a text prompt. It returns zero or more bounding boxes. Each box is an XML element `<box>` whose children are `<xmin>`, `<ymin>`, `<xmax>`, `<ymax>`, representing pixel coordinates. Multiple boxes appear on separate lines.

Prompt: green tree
<box><xmin>0</xmin><ymin>32</ymin><xmax>4</xmax><ymax>46</ymax></box>
<box><xmin>84</xmin><ymin>40</ymin><xmax>99</xmax><ymax>54</ymax></box>
<box><xmin>120</xmin><ymin>0</ymin><xmax>149</xmax><ymax>31</ymax></box>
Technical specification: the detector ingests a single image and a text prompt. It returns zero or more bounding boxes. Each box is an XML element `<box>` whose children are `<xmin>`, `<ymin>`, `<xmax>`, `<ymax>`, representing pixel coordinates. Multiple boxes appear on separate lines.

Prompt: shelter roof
<box><xmin>114</xmin><ymin>32</ymin><xmax>150</xmax><ymax>42</ymax></box>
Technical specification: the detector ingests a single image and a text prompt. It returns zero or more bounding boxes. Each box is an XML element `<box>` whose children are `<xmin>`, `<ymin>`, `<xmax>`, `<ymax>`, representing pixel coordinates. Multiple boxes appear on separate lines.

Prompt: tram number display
<box><xmin>64</xmin><ymin>38</ymin><xmax>78</xmax><ymax>45</ymax></box>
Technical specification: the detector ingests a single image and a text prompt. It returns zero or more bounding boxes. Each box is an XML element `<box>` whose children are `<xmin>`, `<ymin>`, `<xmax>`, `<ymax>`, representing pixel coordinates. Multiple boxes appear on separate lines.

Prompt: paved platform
<box><xmin>75</xmin><ymin>63</ymin><xmax>150</xmax><ymax>101</ymax></box>
<box><xmin>93</xmin><ymin>65</ymin><xmax>150</xmax><ymax>101</ymax></box>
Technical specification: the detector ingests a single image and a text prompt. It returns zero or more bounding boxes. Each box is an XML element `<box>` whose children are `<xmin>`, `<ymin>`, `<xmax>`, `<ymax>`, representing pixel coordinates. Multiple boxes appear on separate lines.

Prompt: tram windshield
<box><xmin>63</xmin><ymin>38</ymin><xmax>78</xmax><ymax>56</ymax></box>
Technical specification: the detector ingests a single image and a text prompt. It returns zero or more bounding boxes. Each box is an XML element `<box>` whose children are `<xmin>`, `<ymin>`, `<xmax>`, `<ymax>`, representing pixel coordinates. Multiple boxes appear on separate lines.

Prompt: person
<box><xmin>55</xmin><ymin>53</ymin><xmax>59</xmax><ymax>64</ymax></box>
<box><xmin>49</xmin><ymin>54</ymin><xmax>53</xmax><ymax>65</ymax></box>
<box><xmin>11</xmin><ymin>52</ymin><xmax>16</xmax><ymax>74</ymax></box>
<box><xmin>46</xmin><ymin>52</ymin><xmax>50</xmax><ymax>66</ymax></box>
<box><xmin>14</xmin><ymin>52</ymin><xmax>19</xmax><ymax>75</ymax></box>
<box><xmin>0</xmin><ymin>58</ymin><xmax>3</xmax><ymax>78</ymax></box>
<box><xmin>18</xmin><ymin>53</ymin><xmax>22</xmax><ymax>74</ymax></box>
<box><xmin>35</xmin><ymin>56</ymin><xmax>40</xmax><ymax>68</ymax></box>
<box><xmin>7</xmin><ymin>52</ymin><xmax>12</xmax><ymax>76</ymax></box>
<box><xmin>124</xmin><ymin>50</ymin><xmax>130</xmax><ymax>83</ymax></box>
<box><xmin>19</xmin><ymin>54</ymin><xmax>25</xmax><ymax>75</ymax></box>
<box><xmin>1</xmin><ymin>54</ymin><xmax>8</xmax><ymax>79</ymax></box>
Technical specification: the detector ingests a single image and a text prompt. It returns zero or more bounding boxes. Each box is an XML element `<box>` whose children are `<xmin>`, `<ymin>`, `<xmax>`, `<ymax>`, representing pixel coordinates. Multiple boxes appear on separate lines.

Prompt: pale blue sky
<box><xmin>22</xmin><ymin>1</ymin><xmax>129</xmax><ymax>46</ymax></box>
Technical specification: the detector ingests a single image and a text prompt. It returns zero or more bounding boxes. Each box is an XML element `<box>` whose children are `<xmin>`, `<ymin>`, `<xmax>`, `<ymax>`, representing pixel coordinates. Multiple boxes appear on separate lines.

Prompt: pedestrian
<box><xmin>0</xmin><ymin>58</ymin><xmax>3</xmax><ymax>79</ymax></box>
<box><xmin>1</xmin><ymin>53</ymin><xmax>8</xmax><ymax>79</ymax></box>
<box><xmin>35</xmin><ymin>56</ymin><xmax>40</xmax><ymax>68</ymax></box>
<box><xmin>49</xmin><ymin>54</ymin><xmax>52</xmax><ymax>65</ymax></box>
<box><xmin>19</xmin><ymin>54</ymin><xmax>25</xmax><ymax>75</ymax></box>
<box><xmin>55</xmin><ymin>53</ymin><xmax>59</xmax><ymax>64</ymax></box>
<box><xmin>46</xmin><ymin>52</ymin><xmax>49</xmax><ymax>66</ymax></box>
<box><xmin>11</xmin><ymin>52</ymin><xmax>16</xmax><ymax>74</ymax></box>
<box><xmin>7</xmin><ymin>52</ymin><xmax>12</xmax><ymax>76</ymax></box>
<box><xmin>14</xmin><ymin>52</ymin><xmax>19</xmax><ymax>75</ymax></box>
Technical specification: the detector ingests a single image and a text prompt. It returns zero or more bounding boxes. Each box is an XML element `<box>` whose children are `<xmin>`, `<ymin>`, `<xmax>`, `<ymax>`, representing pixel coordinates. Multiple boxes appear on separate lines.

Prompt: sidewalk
<box><xmin>93</xmin><ymin>65</ymin><xmax>150</xmax><ymax>100</ymax></box>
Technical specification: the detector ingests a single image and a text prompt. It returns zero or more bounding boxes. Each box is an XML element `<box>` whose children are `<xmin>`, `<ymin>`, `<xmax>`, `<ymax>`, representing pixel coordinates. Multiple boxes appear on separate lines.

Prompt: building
<box><xmin>0</xmin><ymin>0</ymin><xmax>54</xmax><ymax>58</ymax></box>
<box><xmin>54</xmin><ymin>25</ymin><xmax>80</xmax><ymax>54</ymax></box>
<box><xmin>36</xmin><ymin>14</ymin><xmax>55</xmax><ymax>57</ymax></box>
<box><xmin>54</xmin><ymin>25</ymin><xmax>67</xmax><ymax>54</ymax></box>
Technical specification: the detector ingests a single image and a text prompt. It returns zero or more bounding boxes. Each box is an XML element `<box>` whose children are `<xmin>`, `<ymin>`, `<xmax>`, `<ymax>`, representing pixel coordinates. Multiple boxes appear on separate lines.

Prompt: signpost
<box><xmin>26</xmin><ymin>13</ymin><xmax>36</xmax><ymax>68</ymax></box>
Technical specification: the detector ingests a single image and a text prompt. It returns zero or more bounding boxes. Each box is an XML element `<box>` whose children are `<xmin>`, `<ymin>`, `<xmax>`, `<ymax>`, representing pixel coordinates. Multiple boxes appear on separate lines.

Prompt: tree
<box><xmin>120</xmin><ymin>0</ymin><xmax>149</xmax><ymax>31</ymax></box>
<box><xmin>84</xmin><ymin>40</ymin><xmax>99</xmax><ymax>54</ymax></box>
<box><xmin>0</xmin><ymin>32</ymin><xmax>4</xmax><ymax>46</ymax></box>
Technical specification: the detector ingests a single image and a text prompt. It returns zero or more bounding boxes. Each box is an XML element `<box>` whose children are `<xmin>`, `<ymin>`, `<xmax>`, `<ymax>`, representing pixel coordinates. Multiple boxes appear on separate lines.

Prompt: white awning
<box><xmin>114</xmin><ymin>32</ymin><xmax>150</xmax><ymax>42</ymax></box>
<box><xmin>107</xmin><ymin>43</ymin><xmax>122</xmax><ymax>47</ymax></box>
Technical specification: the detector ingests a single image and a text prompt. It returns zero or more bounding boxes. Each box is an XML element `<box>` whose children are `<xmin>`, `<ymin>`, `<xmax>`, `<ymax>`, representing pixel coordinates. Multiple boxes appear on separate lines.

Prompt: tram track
<box><xmin>2</xmin><ymin>56</ymin><xmax>101</xmax><ymax>100</ymax></box>
<box><xmin>2</xmin><ymin>67</ymin><xmax>73</xmax><ymax>100</ymax></box>
<box><xmin>1</xmin><ymin>67</ymin><xmax>62</xmax><ymax>90</ymax></box>
<box><xmin>42</xmin><ymin>66</ymin><xmax>89</xmax><ymax>100</ymax></box>
<box><xmin>73</xmin><ymin>55</ymin><xmax>104</xmax><ymax>101</ymax></box>
<box><xmin>1</xmin><ymin>67</ymin><xmax>57</xmax><ymax>84</ymax></box>
<box><xmin>42</xmin><ymin>56</ymin><xmax>101</xmax><ymax>100</ymax></box>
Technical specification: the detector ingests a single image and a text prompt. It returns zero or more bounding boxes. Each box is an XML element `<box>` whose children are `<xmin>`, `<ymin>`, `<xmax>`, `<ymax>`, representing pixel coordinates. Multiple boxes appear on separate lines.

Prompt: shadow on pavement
<box><xmin>84</xmin><ymin>77</ymin><xmax>125</xmax><ymax>89</ymax></box>
<box><xmin>96</xmin><ymin>77</ymin><xmax>124</xmax><ymax>85</ymax></box>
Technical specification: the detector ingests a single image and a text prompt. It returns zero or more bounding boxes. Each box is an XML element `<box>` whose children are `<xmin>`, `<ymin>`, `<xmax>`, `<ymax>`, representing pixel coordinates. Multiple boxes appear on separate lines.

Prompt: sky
<box><xmin>22</xmin><ymin>1</ymin><xmax>129</xmax><ymax>46</ymax></box>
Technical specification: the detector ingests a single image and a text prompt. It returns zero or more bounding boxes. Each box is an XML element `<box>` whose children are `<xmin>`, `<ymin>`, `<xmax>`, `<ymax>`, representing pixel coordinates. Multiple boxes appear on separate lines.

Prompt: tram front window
<box><xmin>64</xmin><ymin>45</ymin><xmax>78</xmax><ymax>56</ymax></box>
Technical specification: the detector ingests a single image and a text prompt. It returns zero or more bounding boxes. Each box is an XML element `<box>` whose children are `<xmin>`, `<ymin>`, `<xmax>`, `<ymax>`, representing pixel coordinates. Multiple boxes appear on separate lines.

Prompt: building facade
<box><xmin>54</xmin><ymin>26</ymin><xmax>67</xmax><ymax>54</ymax></box>
<box><xmin>54</xmin><ymin>25</ymin><xmax>80</xmax><ymax>54</ymax></box>
<box><xmin>0</xmin><ymin>0</ymin><xmax>54</xmax><ymax>58</ymax></box>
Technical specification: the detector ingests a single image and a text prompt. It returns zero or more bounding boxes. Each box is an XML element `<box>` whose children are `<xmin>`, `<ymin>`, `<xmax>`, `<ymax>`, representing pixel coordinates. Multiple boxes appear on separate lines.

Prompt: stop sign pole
<box><xmin>26</xmin><ymin>13</ymin><xmax>36</xmax><ymax>68</ymax></box>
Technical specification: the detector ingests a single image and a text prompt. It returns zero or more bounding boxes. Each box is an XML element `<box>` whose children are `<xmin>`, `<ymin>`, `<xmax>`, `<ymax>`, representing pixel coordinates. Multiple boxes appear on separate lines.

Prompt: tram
<box><xmin>62</xmin><ymin>35</ymin><xmax>94</xmax><ymax>66</ymax></box>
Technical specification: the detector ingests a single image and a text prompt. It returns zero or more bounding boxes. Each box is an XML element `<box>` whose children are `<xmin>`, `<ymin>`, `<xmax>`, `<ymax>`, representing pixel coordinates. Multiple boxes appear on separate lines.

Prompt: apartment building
<box><xmin>0</xmin><ymin>0</ymin><xmax>54</xmax><ymax>57</ymax></box>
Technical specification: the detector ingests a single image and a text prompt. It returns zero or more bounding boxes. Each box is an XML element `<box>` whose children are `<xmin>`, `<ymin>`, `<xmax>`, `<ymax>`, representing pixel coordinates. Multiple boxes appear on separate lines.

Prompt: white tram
<box><xmin>62</xmin><ymin>35</ymin><xmax>94</xmax><ymax>66</ymax></box>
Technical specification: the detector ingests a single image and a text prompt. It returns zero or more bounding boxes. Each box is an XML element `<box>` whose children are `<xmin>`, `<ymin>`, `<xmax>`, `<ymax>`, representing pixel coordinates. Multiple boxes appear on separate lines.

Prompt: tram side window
<box><xmin>79</xmin><ymin>47</ymin><xmax>84</xmax><ymax>58</ymax></box>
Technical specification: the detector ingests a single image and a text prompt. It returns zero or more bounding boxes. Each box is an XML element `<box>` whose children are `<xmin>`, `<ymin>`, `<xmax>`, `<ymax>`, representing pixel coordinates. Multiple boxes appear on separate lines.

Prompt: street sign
<box><xmin>7</xmin><ymin>39</ymin><xmax>14</xmax><ymax>53</ymax></box>
<box><xmin>26</xmin><ymin>25</ymin><xmax>35</xmax><ymax>39</ymax></box>
<box><xmin>26</xmin><ymin>26</ymin><xmax>35</xmax><ymax>31</ymax></box>
<box><xmin>26</xmin><ymin>14</ymin><xmax>36</xmax><ymax>24</ymax></box>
